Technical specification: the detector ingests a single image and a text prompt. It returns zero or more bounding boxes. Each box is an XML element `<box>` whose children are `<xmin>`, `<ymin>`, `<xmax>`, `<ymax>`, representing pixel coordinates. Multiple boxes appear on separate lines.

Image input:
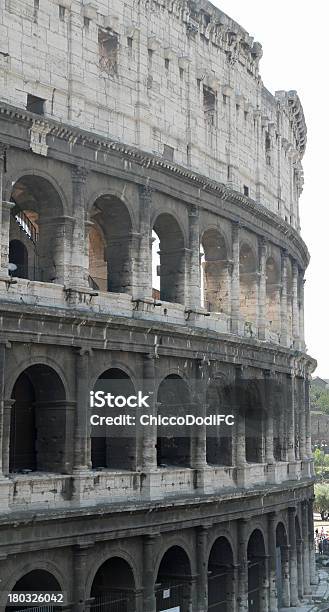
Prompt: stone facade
<box><xmin>0</xmin><ymin>1</ymin><xmax>316</xmax><ymax>611</ymax></box>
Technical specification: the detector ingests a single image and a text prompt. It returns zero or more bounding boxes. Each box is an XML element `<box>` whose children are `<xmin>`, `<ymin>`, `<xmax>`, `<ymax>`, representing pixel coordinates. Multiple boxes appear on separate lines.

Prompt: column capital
<box><xmin>288</xmin><ymin>506</ymin><xmax>297</xmax><ymax>516</ymax></box>
<box><xmin>139</xmin><ymin>183</ymin><xmax>154</xmax><ymax>199</ymax></box>
<box><xmin>72</xmin><ymin>166</ymin><xmax>88</xmax><ymax>183</ymax></box>
<box><xmin>0</xmin><ymin>143</ymin><xmax>8</xmax><ymax>159</ymax></box>
<box><xmin>188</xmin><ymin>204</ymin><xmax>199</xmax><ymax>218</ymax></box>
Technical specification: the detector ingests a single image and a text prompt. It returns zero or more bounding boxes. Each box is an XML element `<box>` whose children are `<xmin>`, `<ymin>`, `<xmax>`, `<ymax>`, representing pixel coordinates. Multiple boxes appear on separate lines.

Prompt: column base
<box><xmin>0</xmin><ymin>476</ymin><xmax>10</xmax><ymax>511</ymax></box>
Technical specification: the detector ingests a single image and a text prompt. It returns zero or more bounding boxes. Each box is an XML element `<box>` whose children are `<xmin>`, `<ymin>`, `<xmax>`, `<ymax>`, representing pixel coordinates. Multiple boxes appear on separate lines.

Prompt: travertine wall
<box><xmin>0</xmin><ymin>0</ymin><xmax>306</xmax><ymax>229</ymax></box>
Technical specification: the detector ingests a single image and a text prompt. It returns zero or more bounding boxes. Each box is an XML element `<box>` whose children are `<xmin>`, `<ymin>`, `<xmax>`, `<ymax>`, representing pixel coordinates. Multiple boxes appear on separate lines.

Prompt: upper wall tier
<box><xmin>0</xmin><ymin>0</ymin><xmax>307</xmax><ymax>230</ymax></box>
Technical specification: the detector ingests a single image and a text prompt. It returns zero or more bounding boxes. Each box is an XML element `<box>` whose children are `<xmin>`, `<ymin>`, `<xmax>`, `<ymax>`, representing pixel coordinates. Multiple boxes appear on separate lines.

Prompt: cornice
<box><xmin>0</xmin><ymin>101</ymin><xmax>310</xmax><ymax>267</ymax></box>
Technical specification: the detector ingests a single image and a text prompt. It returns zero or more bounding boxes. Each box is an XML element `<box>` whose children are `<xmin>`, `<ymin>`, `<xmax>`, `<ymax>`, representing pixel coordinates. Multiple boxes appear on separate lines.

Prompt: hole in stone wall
<box><xmin>98</xmin><ymin>28</ymin><xmax>119</xmax><ymax>75</ymax></box>
<box><xmin>26</xmin><ymin>94</ymin><xmax>45</xmax><ymax>115</ymax></box>
<box><xmin>59</xmin><ymin>5</ymin><xmax>65</xmax><ymax>21</ymax></box>
<box><xmin>203</xmin><ymin>86</ymin><xmax>216</xmax><ymax>126</ymax></box>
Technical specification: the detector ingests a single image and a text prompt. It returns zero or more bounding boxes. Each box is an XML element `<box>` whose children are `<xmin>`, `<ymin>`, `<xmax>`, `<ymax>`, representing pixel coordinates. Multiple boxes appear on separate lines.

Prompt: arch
<box><xmin>266</xmin><ymin>256</ymin><xmax>281</xmax><ymax>334</ymax></box>
<box><xmin>152</xmin><ymin>213</ymin><xmax>186</xmax><ymax>304</ymax></box>
<box><xmin>9</xmin><ymin>364</ymin><xmax>71</xmax><ymax>474</ymax></box>
<box><xmin>6</xmin><ymin>569</ymin><xmax>62</xmax><ymax>612</ymax></box>
<box><xmin>206</xmin><ymin>380</ymin><xmax>233</xmax><ymax>466</ymax></box>
<box><xmin>247</xmin><ymin>529</ymin><xmax>266</xmax><ymax>612</ymax></box>
<box><xmin>201</xmin><ymin>228</ymin><xmax>229</xmax><ymax>314</ymax></box>
<box><xmin>91</xmin><ymin>368</ymin><xmax>137</xmax><ymax>470</ymax></box>
<box><xmin>208</xmin><ymin>536</ymin><xmax>235</xmax><ymax>611</ymax></box>
<box><xmin>156</xmin><ymin>375</ymin><xmax>191</xmax><ymax>468</ymax></box>
<box><xmin>240</xmin><ymin>242</ymin><xmax>258</xmax><ymax>327</ymax></box>
<box><xmin>9</xmin><ymin>174</ymin><xmax>65</xmax><ymax>283</ymax></box>
<box><xmin>5</xmin><ymin>355</ymin><xmax>70</xmax><ymax>402</ymax></box>
<box><xmin>90</xmin><ymin>556</ymin><xmax>136</xmax><ymax>612</ymax></box>
<box><xmin>156</xmin><ymin>546</ymin><xmax>192</xmax><ymax>612</ymax></box>
<box><xmin>88</xmin><ymin>194</ymin><xmax>133</xmax><ymax>294</ymax></box>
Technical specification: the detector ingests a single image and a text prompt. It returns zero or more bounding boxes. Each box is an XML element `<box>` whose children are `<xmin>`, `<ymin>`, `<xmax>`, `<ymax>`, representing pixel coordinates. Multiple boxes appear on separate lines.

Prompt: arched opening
<box><xmin>201</xmin><ymin>229</ymin><xmax>229</xmax><ymax>313</ymax></box>
<box><xmin>9</xmin><ymin>240</ymin><xmax>29</xmax><ymax>278</ymax></box>
<box><xmin>206</xmin><ymin>382</ymin><xmax>232</xmax><ymax>466</ymax></box>
<box><xmin>91</xmin><ymin>368</ymin><xmax>137</xmax><ymax>470</ymax></box>
<box><xmin>152</xmin><ymin>214</ymin><xmax>185</xmax><ymax>304</ymax></box>
<box><xmin>6</xmin><ymin>570</ymin><xmax>62</xmax><ymax>611</ymax></box>
<box><xmin>9</xmin><ymin>365</ymin><xmax>70</xmax><ymax>474</ymax></box>
<box><xmin>208</xmin><ymin>537</ymin><xmax>234</xmax><ymax>611</ymax></box>
<box><xmin>10</xmin><ymin>176</ymin><xmax>64</xmax><ymax>283</ymax></box>
<box><xmin>88</xmin><ymin>223</ymin><xmax>107</xmax><ymax>291</ymax></box>
<box><xmin>89</xmin><ymin>196</ymin><xmax>133</xmax><ymax>293</ymax></box>
<box><xmin>90</xmin><ymin>557</ymin><xmax>136</xmax><ymax>612</ymax></box>
<box><xmin>156</xmin><ymin>375</ymin><xmax>191</xmax><ymax>468</ymax></box>
<box><xmin>247</xmin><ymin>530</ymin><xmax>266</xmax><ymax>612</ymax></box>
<box><xmin>240</xmin><ymin>243</ymin><xmax>258</xmax><ymax>331</ymax></box>
<box><xmin>275</xmin><ymin>523</ymin><xmax>289</xmax><ymax>608</ymax></box>
<box><xmin>266</xmin><ymin>257</ymin><xmax>281</xmax><ymax>335</ymax></box>
<box><xmin>156</xmin><ymin>546</ymin><xmax>192</xmax><ymax>612</ymax></box>
<box><xmin>245</xmin><ymin>383</ymin><xmax>265</xmax><ymax>464</ymax></box>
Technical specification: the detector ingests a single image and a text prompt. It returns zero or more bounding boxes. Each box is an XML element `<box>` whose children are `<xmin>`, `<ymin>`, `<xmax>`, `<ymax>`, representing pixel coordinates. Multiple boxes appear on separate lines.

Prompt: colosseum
<box><xmin>0</xmin><ymin>0</ymin><xmax>317</xmax><ymax>610</ymax></box>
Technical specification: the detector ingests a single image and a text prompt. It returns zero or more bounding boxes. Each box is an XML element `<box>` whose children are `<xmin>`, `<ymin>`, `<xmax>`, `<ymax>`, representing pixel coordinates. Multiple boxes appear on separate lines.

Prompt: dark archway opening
<box><xmin>6</xmin><ymin>570</ymin><xmax>61</xmax><ymax>611</ymax></box>
<box><xmin>156</xmin><ymin>546</ymin><xmax>191</xmax><ymax>612</ymax></box>
<box><xmin>247</xmin><ymin>530</ymin><xmax>266</xmax><ymax>612</ymax></box>
<box><xmin>208</xmin><ymin>537</ymin><xmax>234</xmax><ymax>611</ymax></box>
<box><xmin>90</xmin><ymin>557</ymin><xmax>136</xmax><ymax>612</ymax></box>
<box><xmin>156</xmin><ymin>375</ymin><xmax>191</xmax><ymax>468</ymax></box>
<box><xmin>89</xmin><ymin>196</ymin><xmax>133</xmax><ymax>293</ymax></box>
<box><xmin>275</xmin><ymin>523</ymin><xmax>289</xmax><ymax>608</ymax></box>
<box><xmin>206</xmin><ymin>382</ymin><xmax>232</xmax><ymax>466</ymax></box>
<box><xmin>9</xmin><ymin>365</ymin><xmax>69</xmax><ymax>474</ymax></box>
<box><xmin>153</xmin><ymin>214</ymin><xmax>185</xmax><ymax>304</ymax></box>
<box><xmin>10</xmin><ymin>176</ymin><xmax>64</xmax><ymax>283</ymax></box>
<box><xmin>245</xmin><ymin>384</ymin><xmax>264</xmax><ymax>464</ymax></box>
<box><xmin>91</xmin><ymin>369</ymin><xmax>137</xmax><ymax>471</ymax></box>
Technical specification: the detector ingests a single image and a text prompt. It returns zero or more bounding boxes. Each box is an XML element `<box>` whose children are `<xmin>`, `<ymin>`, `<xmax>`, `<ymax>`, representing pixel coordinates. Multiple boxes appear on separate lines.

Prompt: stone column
<box><xmin>287</xmin><ymin>374</ymin><xmax>296</xmax><ymax>462</ymax></box>
<box><xmin>237</xmin><ymin>519</ymin><xmax>248</xmax><ymax>612</ymax></box>
<box><xmin>234</xmin><ymin>366</ymin><xmax>246</xmax><ymax>467</ymax></box>
<box><xmin>188</xmin><ymin>205</ymin><xmax>201</xmax><ymax>310</ymax></box>
<box><xmin>299</xmin><ymin>273</ymin><xmax>305</xmax><ymax>351</ymax></box>
<box><xmin>136</xmin><ymin>185</ymin><xmax>153</xmax><ymax>299</ymax></box>
<box><xmin>0</xmin><ymin>201</ymin><xmax>15</xmax><ymax>277</ymax></box>
<box><xmin>191</xmin><ymin>359</ymin><xmax>207</xmax><ymax>470</ymax></box>
<box><xmin>196</xmin><ymin>526</ymin><xmax>209</xmax><ymax>612</ymax></box>
<box><xmin>299</xmin><ymin>377</ymin><xmax>307</xmax><ymax>461</ymax></box>
<box><xmin>264</xmin><ymin>370</ymin><xmax>275</xmax><ymax>465</ymax></box>
<box><xmin>292</xmin><ymin>261</ymin><xmax>300</xmax><ymax>348</ymax></box>
<box><xmin>305</xmin><ymin>376</ymin><xmax>312</xmax><ymax>459</ymax></box>
<box><xmin>308</xmin><ymin>498</ymin><xmax>317</xmax><ymax>585</ymax></box>
<box><xmin>0</xmin><ymin>343</ymin><xmax>7</xmax><ymax>478</ymax></box>
<box><xmin>258</xmin><ymin>238</ymin><xmax>267</xmax><ymax>340</ymax></box>
<box><xmin>74</xmin><ymin>349</ymin><xmax>92</xmax><ymax>471</ymax></box>
<box><xmin>301</xmin><ymin>501</ymin><xmax>312</xmax><ymax>600</ymax></box>
<box><xmin>2</xmin><ymin>399</ymin><xmax>14</xmax><ymax>475</ymax></box>
<box><xmin>288</xmin><ymin>507</ymin><xmax>299</xmax><ymax>606</ymax></box>
<box><xmin>231</xmin><ymin>222</ymin><xmax>240</xmax><ymax>334</ymax></box>
<box><xmin>296</xmin><ymin>537</ymin><xmax>304</xmax><ymax>601</ymax></box>
<box><xmin>70</xmin><ymin>167</ymin><xmax>89</xmax><ymax>288</ymax></box>
<box><xmin>281</xmin><ymin>545</ymin><xmax>291</xmax><ymax>607</ymax></box>
<box><xmin>143</xmin><ymin>534</ymin><xmax>159</xmax><ymax>612</ymax></box>
<box><xmin>268</xmin><ymin>512</ymin><xmax>278</xmax><ymax>612</ymax></box>
<box><xmin>294</xmin><ymin>375</ymin><xmax>300</xmax><ymax>461</ymax></box>
<box><xmin>73</xmin><ymin>544</ymin><xmax>93</xmax><ymax>611</ymax></box>
<box><xmin>142</xmin><ymin>354</ymin><xmax>157</xmax><ymax>470</ymax></box>
<box><xmin>280</xmin><ymin>250</ymin><xmax>288</xmax><ymax>347</ymax></box>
